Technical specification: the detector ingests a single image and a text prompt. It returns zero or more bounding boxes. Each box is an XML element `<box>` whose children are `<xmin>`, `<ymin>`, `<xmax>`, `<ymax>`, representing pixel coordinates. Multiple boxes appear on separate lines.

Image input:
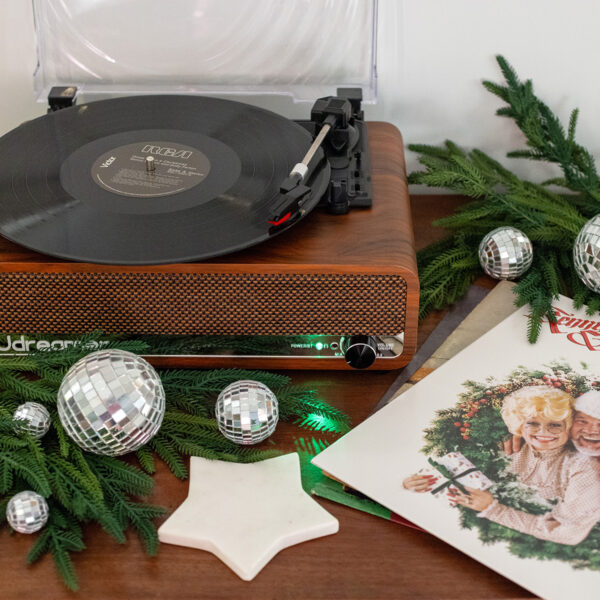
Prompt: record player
<box><xmin>0</xmin><ymin>0</ymin><xmax>418</xmax><ymax>370</ymax></box>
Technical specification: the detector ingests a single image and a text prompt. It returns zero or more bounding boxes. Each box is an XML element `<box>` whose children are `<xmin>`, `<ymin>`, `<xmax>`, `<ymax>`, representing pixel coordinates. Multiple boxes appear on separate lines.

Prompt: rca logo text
<box><xmin>141</xmin><ymin>145</ymin><xmax>192</xmax><ymax>159</ymax></box>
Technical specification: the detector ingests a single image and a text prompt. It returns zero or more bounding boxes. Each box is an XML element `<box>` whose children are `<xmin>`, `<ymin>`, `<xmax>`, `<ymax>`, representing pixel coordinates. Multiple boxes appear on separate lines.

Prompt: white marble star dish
<box><xmin>157</xmin><ymin>452</ymin><xmax>339</xmax><ymax>580</ymax></box>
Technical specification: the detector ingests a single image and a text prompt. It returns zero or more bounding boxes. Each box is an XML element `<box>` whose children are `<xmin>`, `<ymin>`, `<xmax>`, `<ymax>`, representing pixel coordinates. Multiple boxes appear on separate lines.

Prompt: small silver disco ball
<box><xmin>13</xmin><ymin>402</ymin><xmax>51</xmax><ymax>439</ymax></box>
<box><xmin>57</xmin><ymin>349</ymin><xmax>165</xmax><ymax>456</ymax></box>
<box><xmin>573</xmin><ymin>215</ymin><xmax>600</xmax><ymax>293</ymax></box>
<box><xmin>6</xmin><ymin>490</ymin><xmax>49</xmax><ymax>534</ymax></box>
<box><xmin>215</xmin><ymin>380</ymin><xmax>279</xmax><ymax>445</ymax></box>
<box><xmin>478</xmin><ymin>226</ymin><xmax>533</xmax><ymax>280</ymax></box>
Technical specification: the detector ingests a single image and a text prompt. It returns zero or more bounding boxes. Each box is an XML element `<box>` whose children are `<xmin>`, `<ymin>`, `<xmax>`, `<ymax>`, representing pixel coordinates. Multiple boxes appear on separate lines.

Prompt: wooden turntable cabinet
<box><xmin>0</xmin><ymin>123</ymin><xmax>418</xmax><ymax>370</ymax></box>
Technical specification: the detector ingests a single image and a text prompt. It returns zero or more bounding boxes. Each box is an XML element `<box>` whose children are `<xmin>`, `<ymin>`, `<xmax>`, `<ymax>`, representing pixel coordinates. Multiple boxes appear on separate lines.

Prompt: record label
<box><xmin>91</xmin><ymin>141</ymin><xmax>210</xmax><ymax>198</ymax></box>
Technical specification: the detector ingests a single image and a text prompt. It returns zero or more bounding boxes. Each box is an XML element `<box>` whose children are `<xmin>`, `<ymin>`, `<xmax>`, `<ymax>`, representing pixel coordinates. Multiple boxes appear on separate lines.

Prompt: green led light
<box><xmin>315</xmin><ymin>342</ymin><xmax>324</xmax><ymax>351</ymax></box>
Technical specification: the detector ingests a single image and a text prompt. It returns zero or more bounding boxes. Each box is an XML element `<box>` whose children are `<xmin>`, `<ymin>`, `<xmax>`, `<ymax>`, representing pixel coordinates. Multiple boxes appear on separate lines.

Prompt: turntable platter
<box><xmin>0</xmin><ymin>95</ymin><xmax>329</xmax><ymax>264</ymax></box>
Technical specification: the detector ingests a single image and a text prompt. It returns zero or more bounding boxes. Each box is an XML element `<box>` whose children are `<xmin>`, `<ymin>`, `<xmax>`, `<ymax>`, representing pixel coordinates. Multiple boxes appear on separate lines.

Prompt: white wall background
<box><xmin>1</xmin><ymin>0</ymin><xmax>599</xmax><ymax>189</ymax></box>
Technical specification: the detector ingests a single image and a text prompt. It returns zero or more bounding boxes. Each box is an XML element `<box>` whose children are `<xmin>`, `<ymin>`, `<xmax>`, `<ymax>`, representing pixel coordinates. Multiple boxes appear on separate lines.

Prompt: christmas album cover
<box><xmin>312</xmin><ymin>295</ymin><xmax>600</xmax><ymax>600</ymax></box>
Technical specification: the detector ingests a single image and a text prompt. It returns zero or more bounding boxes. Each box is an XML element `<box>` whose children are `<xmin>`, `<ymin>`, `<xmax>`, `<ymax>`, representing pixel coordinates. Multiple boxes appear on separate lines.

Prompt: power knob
<box><xmin>344</xmin><ymin>335</ymin><xmax>378</xmax><ymax>369</ymax></box>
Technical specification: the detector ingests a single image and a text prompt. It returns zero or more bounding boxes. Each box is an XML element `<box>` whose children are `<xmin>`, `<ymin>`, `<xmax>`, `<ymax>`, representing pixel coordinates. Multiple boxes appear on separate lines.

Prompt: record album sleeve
<box><xmin>312</xmin><ymin>295</ymin><xmax>600</xmax><ymax>600</ymax></box>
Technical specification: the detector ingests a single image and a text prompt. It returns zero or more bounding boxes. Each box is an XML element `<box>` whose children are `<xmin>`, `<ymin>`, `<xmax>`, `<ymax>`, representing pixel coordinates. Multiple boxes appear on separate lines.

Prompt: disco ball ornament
<box><xmin>13</xmin><ymin>402</ymin><xmax>51</xmax><ymax>438</ymax></box>
<box><xmin>6</xmin><ymin>491</ymin><xmax>49</xmax><ymax>534</ymax></box>
<box><xmin>478</xmin><ymin>226</ymin><xmax>533</xmax><ymax>280</ymax></box>
<box><xmin>215</xmin><ymin>380</ymin><xmax>279</xmax><ymax>445</ymax></box>
<box><xmin>57</xmin><ymin>349</ymin><xmax>165</xmax><ymax>456</ymax></box>
<box><xmin>573</xmin><ymin>215</ymin><xmax>600</xmax><ymax>293</ymax></box>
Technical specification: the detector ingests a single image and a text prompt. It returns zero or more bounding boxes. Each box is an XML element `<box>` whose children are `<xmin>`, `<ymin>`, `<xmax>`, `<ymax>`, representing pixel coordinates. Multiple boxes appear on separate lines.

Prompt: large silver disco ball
<box><xmin>6</xmin><ymin>491</ymin><xmax>49</xmax><ymax>534</ymax></box>
<box><xmin>57</xmin><ymin>349</ymin><xmax>165</xmax><ymax>456</ymax></box>
<box><xmin>573</xmin><ymin>215</ymin><xmax>600</xmax><ymax>293</ymax></box>
<box><xmin>13</xmin><ymin>402</ymin><xmax>51</xmax><ymax>439</ymax></box>
<box><xmin>478</xmin><ymin>226</ymin><xmax>533</xmax><ymax>280</ymax></box>
<box><xmin>215</xmin><ymin>380</ymin><xmax>279</xmax><ymax>445</ymax></box>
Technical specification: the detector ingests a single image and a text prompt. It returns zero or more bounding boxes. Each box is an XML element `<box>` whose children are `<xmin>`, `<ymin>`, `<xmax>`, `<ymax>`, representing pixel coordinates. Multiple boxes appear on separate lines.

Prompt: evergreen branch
<box><xmin>135</xmin><ymin>446</ymin><xmax>156</xmax><ymax>475</ymax></box>
<box><xmin>44</xmin><ymin>506</ymin><xmax>86</xmax><ymax>592</ymax></box>
<box><xmin>0</xmin><ymin>353</ymin><xmax>350</xmax><ymax>590</ymax></box>
<box><xmin>0</xmin><ymin>450</ymin><xmax>51</xmax><ymax>496</ymax></box>
<box><xmin>0</xmin><ymin>357</ymin><xmax>40</xmax><ymax>372</ymax></box>
<box><xmin>410</xmin><ymin>56</ymin><xmax>600</xmax><ymax>339</ymax></box>
<box><xmin>27</xmin><ymin>334</ymin><xmax>149</xmax><ymax>368</ymax></box>
<box><xmin>0</xmin><ymin>372</ymin><xmax>56</xmax><ymax>403</ymax></box>
<box><xmin>26</xmin><ymin>528</ymin><xmax>52</xmax><ymax>564</ymax></box>
<box><xmin>86</xmin><ymin>455</ymin><xmax>155</xmax><ymax>498</ymax></box>
<box><xmin>484</xmin><ymin>55</ymin><xmax>600</xmax><ymax>208</ymax></box>
<box><xmin>149</xmin><ymin>437</ymin><xmax>189</xmax><ymax>479</ymax></box>
<box><xmin>295</xmin><ymin>414</ymin><xmax>349</xmax><ymax>433</ymax></box>
<box><xmin>94</xmin><ymin>470</ymin><xmax>165</xmax><ymax>555</ymax></box>
<box><xmin>160</xmin><ymin>368</ymin><xmax>290</xmax><ymax>393</ymax></box>
<box><xmin>52</xmin><ymin>415</ymin><xmax>72</xmax><ymax>458</ymax></box>
<box><xmin>47</xmin><ymin>454</ymin><xmax>104</xmax><ymax>505</ymax></box>
<box><xmin>0</xmin><ymin>496</ymin><xmax>9</xmax><ymax>524</ymax></box>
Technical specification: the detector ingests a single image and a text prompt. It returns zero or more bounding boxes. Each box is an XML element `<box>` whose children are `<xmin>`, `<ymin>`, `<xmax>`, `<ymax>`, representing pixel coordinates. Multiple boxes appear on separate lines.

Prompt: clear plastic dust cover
<box><xmin>32</xmin><ymin>0</ymin><xmax>378</xmax><ymax>103</ymax></box>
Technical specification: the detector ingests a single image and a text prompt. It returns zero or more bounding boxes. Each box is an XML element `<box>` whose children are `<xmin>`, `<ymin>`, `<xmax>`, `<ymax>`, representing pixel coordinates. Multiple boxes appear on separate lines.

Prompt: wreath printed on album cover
<box><xmin>422</xmin><ymin>361</ymin><xmax>600</xmax><ymax>570</ymax></box>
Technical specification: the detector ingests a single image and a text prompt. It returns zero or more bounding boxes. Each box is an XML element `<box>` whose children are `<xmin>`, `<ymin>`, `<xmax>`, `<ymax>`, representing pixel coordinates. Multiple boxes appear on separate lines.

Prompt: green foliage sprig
<box><xmin>0</xmin><ymin>337</ymin><xmax>351</xmax><ymax>590</ymax></box>
<box><xmin>410</xmin><ymin>56</ymin><xmax>600</xmax><ymax>341</ymax></box>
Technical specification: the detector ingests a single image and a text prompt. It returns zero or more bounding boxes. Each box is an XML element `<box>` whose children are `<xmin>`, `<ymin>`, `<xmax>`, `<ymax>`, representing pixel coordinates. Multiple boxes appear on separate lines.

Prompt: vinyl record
<box><xmin>0</xmin><ymin>95</ymin><xmax>330</xmax><ymax>264</ymax></box>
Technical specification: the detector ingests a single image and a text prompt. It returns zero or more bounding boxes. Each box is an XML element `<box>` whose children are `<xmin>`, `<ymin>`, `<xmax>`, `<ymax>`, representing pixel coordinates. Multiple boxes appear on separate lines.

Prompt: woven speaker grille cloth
<box><xmin>0</xmin><ymin>272</ymin><xmax>407</xmax><ymax>335</ymax></box>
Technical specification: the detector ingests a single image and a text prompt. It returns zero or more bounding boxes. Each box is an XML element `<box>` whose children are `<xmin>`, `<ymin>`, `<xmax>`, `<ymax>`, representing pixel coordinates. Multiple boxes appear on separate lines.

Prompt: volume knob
<box><xmin>344</xmin><ymin>335</ymin><xmax>378</xmax><ymax>369</ymax></box>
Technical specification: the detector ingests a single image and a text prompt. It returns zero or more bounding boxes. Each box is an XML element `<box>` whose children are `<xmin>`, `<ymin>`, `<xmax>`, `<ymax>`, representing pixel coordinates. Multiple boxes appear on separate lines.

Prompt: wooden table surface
<box><xmin>0</xmin><ymin>196</ymin><xmax>535</xmax><ymax>599</ymax></box>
